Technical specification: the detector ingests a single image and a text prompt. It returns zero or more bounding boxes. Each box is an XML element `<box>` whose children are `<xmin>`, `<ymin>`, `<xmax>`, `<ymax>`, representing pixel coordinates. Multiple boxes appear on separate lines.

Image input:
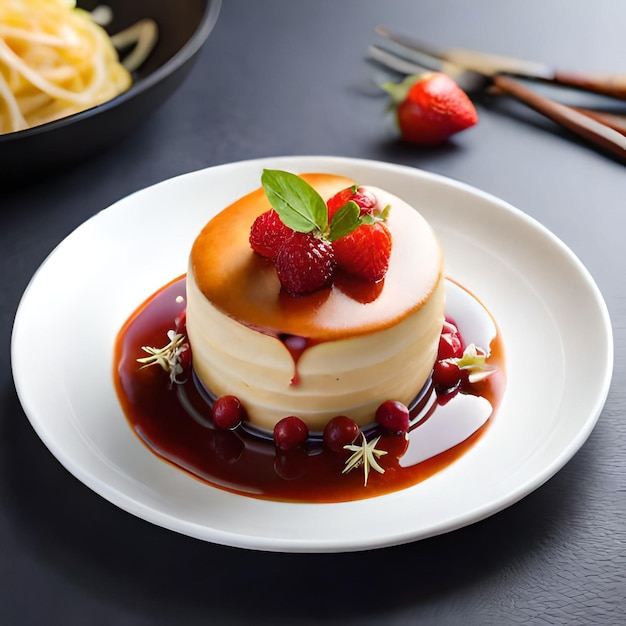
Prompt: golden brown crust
<box><xmin>190</xmin><ymin>173</ymin><xmax>443</xmax><ymax>341</ymax></box>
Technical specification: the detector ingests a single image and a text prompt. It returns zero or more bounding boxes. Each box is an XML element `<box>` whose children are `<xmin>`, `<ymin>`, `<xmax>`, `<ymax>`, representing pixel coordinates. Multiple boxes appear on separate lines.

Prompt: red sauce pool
<box><xmin>113</xmin><ymin>276</ymin><xmax>506</xmax><ymax>503</ymax></box>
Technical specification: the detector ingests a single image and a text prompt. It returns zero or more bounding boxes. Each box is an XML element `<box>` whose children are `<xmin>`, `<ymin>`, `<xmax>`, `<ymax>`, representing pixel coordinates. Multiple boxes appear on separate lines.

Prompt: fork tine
<box><xmin>368</xmin><ymin>44</ymin><xmax>433</xmax><ymax>76</ymax></box>
<box><xmin>375</xmin><ymin>25</ymin><xmax>448</xmax><ymax>62</ymax></box>
<box><xmin>368</xmin><ymin>43</ymin><xmax>488</xmax><ymax>93</ymax></box>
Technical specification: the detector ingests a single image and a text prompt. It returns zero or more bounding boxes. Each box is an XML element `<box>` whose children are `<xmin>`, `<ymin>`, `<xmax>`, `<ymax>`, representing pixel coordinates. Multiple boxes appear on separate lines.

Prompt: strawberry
<box><xmin>327</xmin><ymin>185</ymin><xmax>377</xmax><ymax>220</ymax></box>
<box><xmin>249</xmin><ymin>209</ymin><xmax>293</xmax><ymax>259</ymax></box>
<box><xmin>275</xmin><ymin>231</ymin><xmax>336</xmax><ymax>295</ymax></box>
<box><xmin>382</xmin><ymin>73</ymin><xmax>478</xmax><ymax>146</ymax></box>
<box><xmin>333</xmin><ymin>221</ymin><xmax>392</xmax><ymax>281</ymax></box>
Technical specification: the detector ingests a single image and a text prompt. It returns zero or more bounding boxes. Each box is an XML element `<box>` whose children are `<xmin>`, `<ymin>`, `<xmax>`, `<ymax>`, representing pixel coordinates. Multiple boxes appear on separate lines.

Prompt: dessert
<box><xmin>113</xmin><ymin>168</ymin><xmax>504</xmax><ymax>502</ymax></box>
<box><xmin>185</xmin><ymin>171</ymin><xmax>446</xmax><ymax>433</ymax></box>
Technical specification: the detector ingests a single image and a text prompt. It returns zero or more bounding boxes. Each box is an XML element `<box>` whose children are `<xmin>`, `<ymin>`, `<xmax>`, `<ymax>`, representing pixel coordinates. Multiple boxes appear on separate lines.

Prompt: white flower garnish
<box><xmin>137</xmin><ymin>330</ymin><xmax>188</xmax><ymax>386</ymax></box>
<box><xmin>342</xmin><ymin>433</ymin><xmax>388</xmax><ymax>486</ymax></box>
<box><xmin>448</xmin><ymin>343</ymin><xmax>498</xmax><ymax>383</ymax></box>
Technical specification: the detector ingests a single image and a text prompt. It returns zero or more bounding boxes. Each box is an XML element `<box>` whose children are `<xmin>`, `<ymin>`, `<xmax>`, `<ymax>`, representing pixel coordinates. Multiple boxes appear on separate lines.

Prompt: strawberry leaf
<box><xmin>380</xmin><ymin>74</ymin><xmax>425</xmax><ymax>106</ymax></box>
<box><xmin>261</xmin><ymin>169</ymin><xmax>328</xmax><ymax>234</ymax></box>
<box><xmin>328</xmin><ymin>201</ymin><xmax>361</xmax><ymax>242</ymax></box>
<box><xmin>361</xmin><ymin>203</ymin><xmax>391</xmax><ymax>225</ymax></box>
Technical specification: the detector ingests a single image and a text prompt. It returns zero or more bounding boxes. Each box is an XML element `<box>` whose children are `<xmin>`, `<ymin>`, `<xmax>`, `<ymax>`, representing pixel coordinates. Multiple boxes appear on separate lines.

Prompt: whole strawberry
<box><xmin>333</xmin><ymin>221</ymin><xmax>392</xmax><ymax>282</ymax></box>
<box><xmin>275</xmin><ymin>231</ymin><xmax>336</xmax><ymax>295</ymax></box>
<box><xmin>327</xmin><ymin>185</ymin><xmax>377</xmax><ymax>220</ymax></box>
<box><xmin>383</xmin><ymin>72</ymin><xmax>478</xmax><ymax>146</ymax></box>
<box><xmin>250</xmin><ymin>209</ymin><xmax>293</xmax><ymax>259</ymax></box>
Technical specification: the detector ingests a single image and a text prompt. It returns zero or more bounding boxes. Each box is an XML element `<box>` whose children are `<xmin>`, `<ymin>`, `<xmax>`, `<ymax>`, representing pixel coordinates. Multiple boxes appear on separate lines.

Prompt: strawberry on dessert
<box><xmin>327</xmin><ymin>185</ymin><xmax>377</xmax><ymax>219</ymax></box>
<box><xmin>249</xmin><ymin>209</ymin><xmax>292</xmax><ymax>259</ymax></box>
<box><xmin>275</xmin><ymin>232</ymin><xmax>336</xmax><ymax>295</ymax></box>
<box><xmin>333</xmin><ymin>221</ymin><xmax>392</xmax><ymax>282</ymax></box>
<box><xmin>247</xmin><ymin>170</ymin><xmax>394</xmax><ymax>295</ymax></box>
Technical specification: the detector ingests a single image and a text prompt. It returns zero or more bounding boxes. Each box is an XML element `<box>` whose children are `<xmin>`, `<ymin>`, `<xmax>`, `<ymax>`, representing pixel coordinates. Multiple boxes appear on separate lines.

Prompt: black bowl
<box><xmin>0</xmin><ymin>0</ymin><xmax>221</xmax><ymax>181</ymax></box>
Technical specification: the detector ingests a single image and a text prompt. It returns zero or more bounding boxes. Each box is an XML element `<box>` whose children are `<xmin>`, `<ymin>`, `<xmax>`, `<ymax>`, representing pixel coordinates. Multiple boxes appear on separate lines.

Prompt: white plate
<box><xmin>11</xmin><ymin>156</ymin><xmax>613</xmax><ymax>553</ymax></box>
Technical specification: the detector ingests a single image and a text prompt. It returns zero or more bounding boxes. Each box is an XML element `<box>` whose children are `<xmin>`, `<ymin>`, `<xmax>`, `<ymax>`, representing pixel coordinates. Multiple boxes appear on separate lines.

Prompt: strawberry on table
<box><xmin>382</xmin><ymin>72</ymin><xmax>478</xmax><ymax>146</ymax></box>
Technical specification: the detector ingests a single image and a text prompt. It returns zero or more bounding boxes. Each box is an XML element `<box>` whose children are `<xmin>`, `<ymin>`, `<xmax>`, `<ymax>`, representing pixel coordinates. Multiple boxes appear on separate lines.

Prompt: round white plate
<box><xmin>11</xmin><ymin>156</ymin><xmax>613</xmax><ymax>553</ymax></box>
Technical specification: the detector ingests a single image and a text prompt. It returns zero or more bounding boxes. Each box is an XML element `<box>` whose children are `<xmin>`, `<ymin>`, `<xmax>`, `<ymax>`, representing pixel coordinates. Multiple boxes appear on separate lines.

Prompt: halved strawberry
<box><xmin>249</xmin><ymin>209</ymin><xmax>293</xmax><ymax>259</ymax></box>
<box><xmin>332</xmin><ymin>222</ymin><xmax>392</xmax><ymax>282</ymax></box>
<box><xmin>327</xmin><ymin>185</ymin><xmax>377</xmax><ymax>220</ymax></box>
<box><xmin>275</xmin><ymin>232</ymin><xmax>336</xmax><ymax>295</ymax></box>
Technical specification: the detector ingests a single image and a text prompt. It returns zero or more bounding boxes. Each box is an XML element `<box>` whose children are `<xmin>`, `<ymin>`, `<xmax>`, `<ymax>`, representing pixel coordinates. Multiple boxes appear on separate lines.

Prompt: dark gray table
<box><xmin>2</xmin><ymin>1</ymin><xmax>625</xmax><ymax>624</ymax></box>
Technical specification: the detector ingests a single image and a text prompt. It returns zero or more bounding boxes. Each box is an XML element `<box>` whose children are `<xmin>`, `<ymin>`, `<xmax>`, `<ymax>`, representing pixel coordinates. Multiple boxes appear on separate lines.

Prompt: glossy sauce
<box><xmin>114</xmin><ymin>277</ymin><xmax>506</xmax><ymax>503</ymax></box>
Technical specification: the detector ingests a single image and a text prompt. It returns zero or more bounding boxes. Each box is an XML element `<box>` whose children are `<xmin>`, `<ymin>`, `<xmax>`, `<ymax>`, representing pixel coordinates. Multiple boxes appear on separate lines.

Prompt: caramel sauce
<box><xmin>189</xmin><ymin>173</ymin><xmax>444</xmax><ymax>341</ymax></box>
<box><xmin>113</xmin><ymin>277</ymin><xmax>506</xmax><ymax>503</ymax></box>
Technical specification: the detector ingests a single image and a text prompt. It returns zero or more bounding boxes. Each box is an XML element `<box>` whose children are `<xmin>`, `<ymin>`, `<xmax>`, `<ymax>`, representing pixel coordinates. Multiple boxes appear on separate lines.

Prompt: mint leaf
<box><xmin>328</xmin><ymin>201</ymin><xmax>361</xmax><ymax>242</ymax></box>
<box><xmin>261</xmin><ymin>169</ymin><xmax>328</xmax><ymax>234</ymax></box>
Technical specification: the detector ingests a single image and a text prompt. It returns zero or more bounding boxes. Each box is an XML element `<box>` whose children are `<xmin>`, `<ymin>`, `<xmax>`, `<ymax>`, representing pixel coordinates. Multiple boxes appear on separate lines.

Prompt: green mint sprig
<box><xmin>261</xmin><ymin>169</ymin><xmax>382</xmax><ymax>242</ymax></box>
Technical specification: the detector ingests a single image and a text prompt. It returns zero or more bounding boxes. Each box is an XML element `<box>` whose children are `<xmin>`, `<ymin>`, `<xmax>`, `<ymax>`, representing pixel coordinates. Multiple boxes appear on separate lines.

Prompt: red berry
<box><xmin>385</xmin><ymin>73</ymin><xmax>478</xmax><ymax>147</ymax></box>
<box><xmin>375</xmin><ymin>400</ymin><xmax>410</xmax><ymax>433</ymax></box>
<box><xmin>275</xmin><ymin>232</ymin><xmax>336</xmax><ymax>295</ymax></box>
<box><xmin>327</xmin><ymin>185</ymin><xmax>377</xmax><ymax>220</ymax></box>
<box><xmin>273</xmin><ymin>416</ymin><xmax>309</xmax><ymax>450</ymax></box>
<box><xmin>432</xmin><ymin>360</ymin><xmax>462</xmax><ymax>392</ymax></box>
<box><xmin>212</xmin><ymin>395</ymin><xmax>246</xmax><ymax>430</ymax></box>
<box><xmin>333</xmin><ymin>222</ymin><xmax>392</xmax><ymax>282</ymax></box>
<box><xmin>438</xmin><ymin>324</ymin><xmax>464</xmax><ymax>360</ymax></box>
<box><xmin>323</xmin><ymin>415</ymin><xmax>360</xmax><ymax>452</ymax></box>
<box><xmin>249</xmin><ymin>209</ymin><xmax>293</xmax><ymax>259</ymax></box>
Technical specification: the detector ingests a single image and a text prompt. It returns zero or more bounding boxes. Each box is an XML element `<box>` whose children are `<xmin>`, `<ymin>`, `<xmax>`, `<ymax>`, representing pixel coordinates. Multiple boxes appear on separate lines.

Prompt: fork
<box><xmin>369</xmin><ymin>42</ymin><xmax>626</xmax><ymax>161</ymax></box>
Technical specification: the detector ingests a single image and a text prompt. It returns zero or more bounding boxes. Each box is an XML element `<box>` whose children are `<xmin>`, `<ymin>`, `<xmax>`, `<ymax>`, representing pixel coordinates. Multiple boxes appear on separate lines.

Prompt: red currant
<box><xmin>273</xmin><ymin>416</ymin><xmax>309</xmax><ymax>450</ymax></box>
<box><xmin>432</xmin><ymin>360</ymin><xmax>462</xmax><ymax>392</ymax></box>
<box><xmin>375</xmin><ymin>400</ymin><xmax>410</xmax><ymax>433</ymax></box>
<box><xmin>379</xmin><ymin>431</ymin><xmax>409</xmax><ymax>459</ymax></box>
<box><xmin>323</xmin><ymin>415</ymin><xmax>359</xmax><ymax>452</ymax></box>
<box><xmin>212</xmin><ymin>395</ymin><xmax>246</xmax><ymax>430</ymax></box>
<box><xmin>438</xmin><ymin>325</ymin><xmax>464</xmax><ymax>360</ymax></box>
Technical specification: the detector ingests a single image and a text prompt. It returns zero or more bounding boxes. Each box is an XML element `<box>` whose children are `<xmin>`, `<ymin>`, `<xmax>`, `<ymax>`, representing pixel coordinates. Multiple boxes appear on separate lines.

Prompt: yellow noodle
<box><xmin>0</xmin><ymin>0</ymin><xmax>132</xmax><ymax>134</ymax></box>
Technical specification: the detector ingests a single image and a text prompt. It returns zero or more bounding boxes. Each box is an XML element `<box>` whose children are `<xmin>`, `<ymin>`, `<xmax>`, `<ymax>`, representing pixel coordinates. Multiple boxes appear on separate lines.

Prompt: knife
<box><xmin>375</xmin><ymin>26</ymin><xmax>626</xmax><ymax>100</ymax></box>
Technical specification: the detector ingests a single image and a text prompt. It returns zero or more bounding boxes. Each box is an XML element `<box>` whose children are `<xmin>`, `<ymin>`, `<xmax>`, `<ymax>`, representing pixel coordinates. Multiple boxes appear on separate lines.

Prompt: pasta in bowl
<box><xmin>0</xmin><ymin>0</ymin><xmax>221</xmax><ymax>179</ymax></box>
<box><xmin>0</xmin><ymin>0</ymin><xmax>133</xmax><ymax>134</ymax></box>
